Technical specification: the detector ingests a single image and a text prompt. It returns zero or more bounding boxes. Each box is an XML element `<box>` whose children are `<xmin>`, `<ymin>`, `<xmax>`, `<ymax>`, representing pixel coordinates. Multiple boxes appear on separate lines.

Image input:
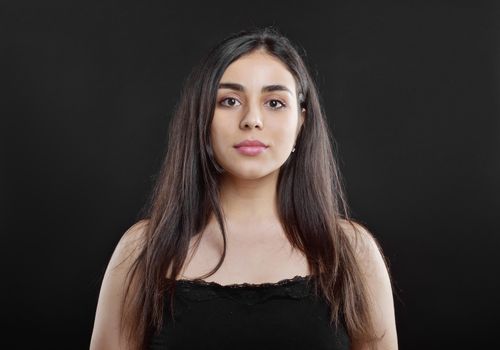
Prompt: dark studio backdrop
<box><xmin>2</xmin><ymin>0</ymin><xmax>499</xmax><ymax>349</ymax></box>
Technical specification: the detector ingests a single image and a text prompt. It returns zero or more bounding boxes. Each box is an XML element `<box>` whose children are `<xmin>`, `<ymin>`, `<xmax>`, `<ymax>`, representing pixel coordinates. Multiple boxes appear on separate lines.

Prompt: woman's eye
<box><xmin>220</xmin><ymin>97</ymin><xmax>241</xmax><ymax>107</ymax></box>
<box><xmin>266</xmin><ymin>99</ymin><xmax>286</xmax><ymax>109</ymax></box>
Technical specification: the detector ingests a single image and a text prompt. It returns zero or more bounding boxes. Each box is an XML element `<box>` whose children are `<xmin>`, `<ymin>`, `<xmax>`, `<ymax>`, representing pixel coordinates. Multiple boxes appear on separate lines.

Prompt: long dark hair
<box><xmin>121</xmin><ymin>27</ymin><xmax>382</xmax><ymax>349</ymax></box>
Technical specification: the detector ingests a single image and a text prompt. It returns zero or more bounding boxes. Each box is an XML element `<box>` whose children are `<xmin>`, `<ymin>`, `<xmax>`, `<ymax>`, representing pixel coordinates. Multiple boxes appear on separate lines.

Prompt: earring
<box><xmin>292</xmin><ymin>145</ymin><xmax>296</xmax><ymax>153</ymax></box>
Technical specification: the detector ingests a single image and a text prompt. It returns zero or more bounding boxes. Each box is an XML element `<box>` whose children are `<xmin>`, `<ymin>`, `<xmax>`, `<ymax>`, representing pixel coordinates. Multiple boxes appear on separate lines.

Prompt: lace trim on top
<box><xmin>169</xmin><ymin>275</ymin><xmax>317</xmax><ymax>305</ymax></box>
<box><xmin>176</xmin><ymin>274</ymin><xmax>312</xmax><ymax>288</ymax></box>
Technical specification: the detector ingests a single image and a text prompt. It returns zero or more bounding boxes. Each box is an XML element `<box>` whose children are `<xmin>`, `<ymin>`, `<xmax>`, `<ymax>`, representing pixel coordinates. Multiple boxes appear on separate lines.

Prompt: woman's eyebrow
<box><xmin>218</xmin><ymin>82</ymin><xmax>292</xmax><ymax>95</ymax></box>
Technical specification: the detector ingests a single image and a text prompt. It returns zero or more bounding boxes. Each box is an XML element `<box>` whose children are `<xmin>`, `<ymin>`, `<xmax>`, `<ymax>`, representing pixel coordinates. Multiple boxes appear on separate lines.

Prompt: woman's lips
<box><xmin>234</xmin><ymin>145</ymin><xmax>267</xmax><ymax>156</ymax></box>
<box><xmin>233</xmin><ymin>139</ymin><xmax>268</xmax><ymax>156</ymax></box>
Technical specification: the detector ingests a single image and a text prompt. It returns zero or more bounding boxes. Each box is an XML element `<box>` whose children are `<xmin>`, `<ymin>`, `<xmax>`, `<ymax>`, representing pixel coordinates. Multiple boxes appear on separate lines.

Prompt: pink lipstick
<box><xmin>234</xmin><ymin>139</ymin><xmax>268</xmax><ymax>156</ymax></box>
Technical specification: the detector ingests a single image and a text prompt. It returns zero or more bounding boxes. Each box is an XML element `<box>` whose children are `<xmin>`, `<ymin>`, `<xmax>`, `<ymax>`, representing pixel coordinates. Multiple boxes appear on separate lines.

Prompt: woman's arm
<box><xmin>340</xmin><ymin>220</ymin><xmax>399</xmax><ymax>350</ymax></box>
<box><xmin>89</xmin><ymin>220</ymin><xmax>148</xmax><ymax>350</ymax></box>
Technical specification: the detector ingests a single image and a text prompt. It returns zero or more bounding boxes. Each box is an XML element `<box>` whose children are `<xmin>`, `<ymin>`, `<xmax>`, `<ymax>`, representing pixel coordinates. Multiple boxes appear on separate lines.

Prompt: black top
<box><xmin>148</xmin><ymin>274</ymin><xmax>350</xmax><ymax>350</ymax></box>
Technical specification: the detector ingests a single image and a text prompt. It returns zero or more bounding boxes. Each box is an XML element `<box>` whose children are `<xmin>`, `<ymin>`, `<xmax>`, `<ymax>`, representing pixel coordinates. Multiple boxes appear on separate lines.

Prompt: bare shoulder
<box><xmin>337</xmin><ymin>217</ymin><xmax>389</xmax><ymax>291</ymax></box>
<box><xmin>338</xmin><ymin>218</ymin><xmax>382</xmax><ymax>264</ymax></box>
<box><xmin>114</xmin><ymin>219</ymin><xmax>150</xmax><ymax>265</ymax></box>
<box><xmin>102</xmin><ymin>219</ymin><xmax>150</xmax><ymax>276</ymax></box>
<box><xmin>338</xmin><ymin>218</ymin><xmax>399</xmax><ymax>349</ymax></box>
<box><xmin>90</xmin><ymin>219</ymin><xmax>150</xmax><ymax>350</ymax></box>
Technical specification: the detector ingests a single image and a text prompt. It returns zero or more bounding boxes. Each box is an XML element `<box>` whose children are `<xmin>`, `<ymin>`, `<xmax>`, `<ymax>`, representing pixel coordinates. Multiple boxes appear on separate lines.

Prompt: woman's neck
<box><xmin>217</xmin><ymin>171</ymin><xmax>279</xmax><ymax>223</ymax></box>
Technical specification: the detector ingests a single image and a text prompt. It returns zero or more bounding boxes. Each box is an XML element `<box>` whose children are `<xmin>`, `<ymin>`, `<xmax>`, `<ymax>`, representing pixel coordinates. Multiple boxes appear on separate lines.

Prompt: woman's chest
<box><xmin>179</xmin><ymin>229</ymin><xmax>310</xmax><ymax>285</ymax></box>
<box><xmin>150</xmin><ymin>286</ymin><xmax>350</xmax><ymax>350</ymax></box>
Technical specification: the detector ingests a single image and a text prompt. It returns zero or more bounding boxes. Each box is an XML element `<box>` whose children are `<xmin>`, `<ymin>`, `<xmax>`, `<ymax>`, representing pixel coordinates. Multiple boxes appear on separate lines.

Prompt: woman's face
<box><xmin>210</xmin><ymin>50</ymin><xmax>305</xmax><ymax>180</ymax></box>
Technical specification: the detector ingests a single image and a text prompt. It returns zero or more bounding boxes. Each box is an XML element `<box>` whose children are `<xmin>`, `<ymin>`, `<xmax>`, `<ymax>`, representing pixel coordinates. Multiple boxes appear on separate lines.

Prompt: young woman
<box><xmin>90</xmin><ymin>27</ymin><xmax>398</xmax><ymax>350</ymax></box>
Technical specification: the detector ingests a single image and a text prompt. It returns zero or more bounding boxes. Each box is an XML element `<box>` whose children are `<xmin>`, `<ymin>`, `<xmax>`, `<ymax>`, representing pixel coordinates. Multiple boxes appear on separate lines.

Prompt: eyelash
<box><xmin>219</xmin><ymin>97</ymin><xmax>287</xmax><ymax>110</ymax></box>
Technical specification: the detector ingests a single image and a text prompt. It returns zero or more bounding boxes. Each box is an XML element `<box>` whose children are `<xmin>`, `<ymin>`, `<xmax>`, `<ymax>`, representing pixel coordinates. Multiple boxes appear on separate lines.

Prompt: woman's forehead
<box><xmin>219</xmin><ymin>51</ymin><xmax>297</xmax><ymax>94</ymax></box>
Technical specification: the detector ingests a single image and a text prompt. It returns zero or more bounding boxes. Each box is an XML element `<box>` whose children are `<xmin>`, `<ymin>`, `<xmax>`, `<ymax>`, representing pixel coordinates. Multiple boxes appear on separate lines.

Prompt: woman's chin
<box><xmin>222</xmin><ymin>168</ymin><xmax>279</xmax><ymax>181</ymax></box>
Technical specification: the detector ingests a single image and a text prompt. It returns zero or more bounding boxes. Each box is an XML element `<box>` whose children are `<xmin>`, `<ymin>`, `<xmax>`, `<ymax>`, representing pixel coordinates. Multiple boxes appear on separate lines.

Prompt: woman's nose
<box><xmin>240</xmin><ymin>104</ymin><xmax>263</xmax><ymax>130</ymax></box>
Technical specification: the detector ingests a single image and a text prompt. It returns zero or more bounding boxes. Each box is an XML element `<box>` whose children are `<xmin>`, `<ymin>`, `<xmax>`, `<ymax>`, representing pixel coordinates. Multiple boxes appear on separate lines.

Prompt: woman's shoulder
<box><xmin>337</xmin><ymin>218</ymin><xmax>389</xmax><ymax>281</ymax></box>
<box><xmin>337</xmin><ymin>219</ymin><xmax>398</xmax><ymax>348</ymax></box>
<box><xmin>94</xmin><ymin>219</ymin><xmax>151</xmax><ymax>285</ymax></box>
<box><xmin>90</xmin><ymin>219</ymin><xmax>151</xmax><ymax>349</ymax></box>
<box><xmin>337</xmin><ymin>218</ymin><xmax>379</xmax><ymax>254</ymax></box>
<box><xmin>117</xmin><ymin>219</ymin><xmax>150</xmax><ymax>252</ymax></box>
<box><xmin>107</xmin><ymin>219</ymin><xmax>151</xmax><ymax>270</ymax></box>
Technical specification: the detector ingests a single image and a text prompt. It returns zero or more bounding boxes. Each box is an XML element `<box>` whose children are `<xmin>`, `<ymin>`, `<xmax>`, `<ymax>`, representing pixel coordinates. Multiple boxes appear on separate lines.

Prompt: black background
<box><xmin>3</xmin><ymin>1</ymin><xmax>499</xmax><ymax>349</ymax></box>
